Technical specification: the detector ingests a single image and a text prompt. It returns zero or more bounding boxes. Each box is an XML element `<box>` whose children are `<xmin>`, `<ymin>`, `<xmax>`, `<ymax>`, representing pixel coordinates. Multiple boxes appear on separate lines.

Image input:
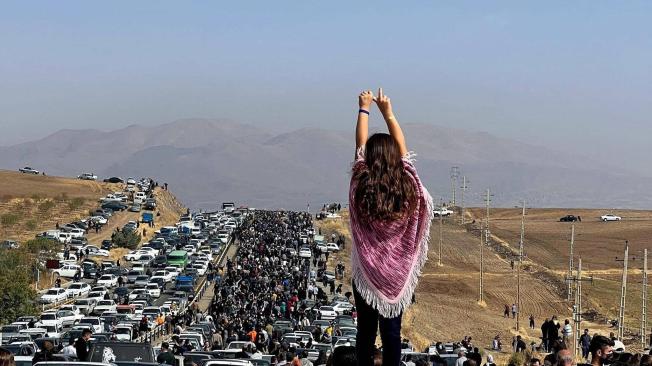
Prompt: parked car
<box><xmin>52</xmin><ymin>264</ymin><xmax>82</xmax><ymax>278</ymax></box>
<box><xmin>103</xmin><ymin>177</ymin><xmax>124</xmax><ymax>183</ymax></box>
<box><xmin>97</xmin><ymin>274</ymin><xmax>118</xmax><ymax>288</ymax></box>
<box><xmin>67</xmin><ymin>282</ymin><xmax>91</xmax><ymax>297</ymax></box>
<box><xmin>40</xmin><ymin>288</ymin><xmax>68</xmax><ymax>304</ymax></box>
<box><xmin>101</xmin><ymin>201</ymin><xmax>128</xmax><ymax>211</ymax></box>
<box><xmin>82</xmin><ymin>245</ymin><xmax>110</xmax><ymax>257</ymax></box>
<box><xmin>318</xmin><ymin>306</ymin><xmax>337</xmax><ymax>320</ymax></box>
<box><xmin>0</xmin><ymin>240</ymin><xmax>19</xmax><ymax>249</ymax></box>
<box><xmin>560</xmin><ymin>215</ymin><xmax>580</xmax><ymax>222</ymax></box>
<box><xmin>18</xmin><ymin>167</ymin><xmax>39</xmax><ymax>174</ymax></box>
<box><xmin>299</xmin><ymin>247</ymin><xmax>312</xmax><ymax>258</ymax></box>
<box><xmin>78</xmin><ymin>173</ymin><xmax>98</xmax><ymax>180</ymax></box>
<box><xmin>433</xmin><ymin>207</ymin><xmax>454</xmax><ymax>217</ymax></box>
<box><xmin>601</xmin><ymin>214</ymin><xmax>622</xmax><ymax>222</ymax></box>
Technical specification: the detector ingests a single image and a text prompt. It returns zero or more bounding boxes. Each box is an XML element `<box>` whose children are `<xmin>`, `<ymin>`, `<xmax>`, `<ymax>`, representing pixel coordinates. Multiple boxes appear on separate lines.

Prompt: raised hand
<box><xmin>373</xmin><ymin>87</ymin><xmax>393</xmax><ymax>118</ymax></box>
<box><xmin>359</xmin><ymin>90</ymin><xmax>374</xmax><ymax>110</ymax></box>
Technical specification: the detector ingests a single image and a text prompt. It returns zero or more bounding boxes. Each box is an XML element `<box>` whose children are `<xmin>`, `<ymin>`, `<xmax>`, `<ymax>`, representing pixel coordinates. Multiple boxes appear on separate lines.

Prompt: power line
<box><xmin>516</xmin><ymin>201</ymin><xmax>525</xmax><ymax>331</ymax></box>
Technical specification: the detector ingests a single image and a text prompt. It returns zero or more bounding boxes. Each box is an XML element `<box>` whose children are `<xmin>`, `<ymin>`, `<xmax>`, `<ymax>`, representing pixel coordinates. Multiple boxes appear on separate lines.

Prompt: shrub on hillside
<box><xmin>1</xmin><ymin>213</ymin><xmax>20</xmax><ymax>227</ymax></box>
<box><xmin>68</xmin><ymin>197</ymin><xmax>86</xmax><ymax>211</ymax></box>
<box><xmin>25</xmin><ymin>219</ymin><xmax>38</xmax><ymax>230</ymax></box>
<box><xmin>112</xmin><ymin>230</ymin><xmax>141</xmax><ymax>250</ymax></box>
<box><xmin>38</xmin><ymin>200</ymin><xmax>55</xmax><ymax>213</ymax></box>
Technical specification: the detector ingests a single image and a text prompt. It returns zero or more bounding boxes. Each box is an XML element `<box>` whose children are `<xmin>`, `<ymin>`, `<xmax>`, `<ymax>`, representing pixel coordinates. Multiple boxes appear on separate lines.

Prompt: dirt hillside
<box><xmin>0</xmin><ymin>170</ymin><xmax>185</xmax><ymax>248</ymax></box>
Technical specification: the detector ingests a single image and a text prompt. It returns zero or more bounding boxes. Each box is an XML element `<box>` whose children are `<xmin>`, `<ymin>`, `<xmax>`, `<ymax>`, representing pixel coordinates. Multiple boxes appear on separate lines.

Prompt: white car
<box><xmin>601</xmin><ymin>214</ymin><xmax>622</xmax><ymax>222</ymax></box>
<box><xmin>152</xmin><ymin>270</ymin><xmax>173</xmax><ymax>282</ymax></box>
<box><xmin>299</xmin><ymin>247</ymin><xmax>312</xmax><ymax>258</ymax></box>
<box><xmin>56</xmin><ymin>309</ymin><xmax>81</xmax><ymax>327</ymax></box>
<box><xmin>139</xmin><ymin>246</ymin><xmax>159</xmax><ymax>256</ymax></box>
<box><xmin>316</xmin><ymin>243</ymin><xmax>328</xmax><ymax>253</ymax></box>
<box><xmin>19</xmin><ymin>166</ymin><xmax>40</xmax><ymax>174</ymax></box>
<box><xmin>73</xmin><ymin>298</ymin><xmax>98</xmax><ymax>315</ymax></box>
<box><xmin>40</xmin><ymin>288</ymin><xmax>68</xmax><ymax>304</ymax></box>
<box><xmin>325</xmin><ymin>242</ymin><xmax>340</xmax><ymax>252</ymax></box>
<box><xmin>53</xmin><ymin>263</ymin><xmax>82</xmax><ymax>278</ymax></box>
<box><xmin>39</xmin><ymin>311</ymin><xmax>64</xmax><ymax>328</ymax></box>
<box><xmin>129</xmin><ymin>289</ymin><xmax>149</xmax><ymax>301</ymax></box>
<box><xmin>93</xmin><ymin>300</ymin><xmax>117</xmax><ymax>315</ymax></box>
<box><xmin>64</xmin><ymin>228</ymin><xmax>86</xmax><ymax>239</ymax></box>
<box><xmin>123</xmin><ymin>250</ymin><xmax>152</xmax><ymax>261</ymax></box>
<box><xmin>332</xmin><ymin>302</ymin><xmax>354</xmax><ymax>315</ymax></box>
<box><xmin>192</xmin><ymin>263</ymin><xmax>208</xmax><ymax>276</ymax></box>
<box><xmin>145</xmin><ymin>283</ymin><xmax>161</xmax><ymax>298</ymax></box>
<box><xmin>90</xmin><ymin>216</ymin><xmax>108</xmax><ymax>225</ymax></box>
<box><xmin>78</xmin><ymin>173</ymin><xmax>98</xmax><ymax>180</ymax></box>
<box><xmin>78</xmin><ymin>317</ymin><xmax>103</xmax><ymax>333</ymax></box>
<box><xmin>217</xmin><ymin>233</ymin><xmax>229</xmax><ymax>244</ymax></box>
<box><xmin>164</xmin><ymin>267</ymin><xmax>180</xmax><ymax>279</ymax></box>
<box><xmin>433</xmin><ymin>207</ymin><xmax>454</xmax><ymax>217</ymax></box>
<box><xmin>97</xmin><ymin>274</ymin><xmax>118</xmax><ymax>288</ymax></box>
<box><xmin>86</xmin><ymin>291</ymin><xmax>106</xmax><ymax>302</ymax></box>
<box><xmin>67</xmin><ymin>282</ymin><xmax>91</xmax><ymax>297</ymax></box>
<box><xmin>318</xmin><ymin>306</ymin><xmax>337</xmax><ymax>320</ymax></box>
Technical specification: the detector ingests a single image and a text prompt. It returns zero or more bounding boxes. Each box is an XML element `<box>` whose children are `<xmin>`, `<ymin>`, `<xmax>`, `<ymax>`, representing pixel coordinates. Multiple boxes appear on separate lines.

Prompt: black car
<box><xmin>103</xmin><ymin>177</ymin><xmax>124</xmax><ymax>183</ymax></box>
<box><xmin>149</xmin><ymin>277</ymin><xmax>167</xmax><ymax>290</ymax></box>
<box><xmin>82</xmin><ymin>261</ymin><xmax>101</xmax><ymax>279</ymax></box>
<box><xmin>153</xmin><ymin>255</ymin><xmax>168</xmax><ymax>268</ymax></box>
<box><xmin>560</xmin><ymin>215</ymin><xmax>580</xmax><ymax>222</ymax></box>
<box><xmin>101</xmin><ymin>201</ymin><xmax>127</xmax><ymax>211</ymax></box>
<box><xmin>114</xmin><ymin>286</ymin><xmax>130</xmax><ymax>300</ymax></box>
<box><xmin>101</xmin><ymin>239</ymin><xmax>113</xmax><ymax>250</ymax></box>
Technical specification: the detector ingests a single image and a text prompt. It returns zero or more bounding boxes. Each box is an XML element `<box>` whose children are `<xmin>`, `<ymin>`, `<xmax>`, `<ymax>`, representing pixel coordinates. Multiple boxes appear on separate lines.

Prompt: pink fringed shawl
<box><xmin>349</xmin><ymin>149</ymin><xmax>433</xmax><ymax>318</ymax></box>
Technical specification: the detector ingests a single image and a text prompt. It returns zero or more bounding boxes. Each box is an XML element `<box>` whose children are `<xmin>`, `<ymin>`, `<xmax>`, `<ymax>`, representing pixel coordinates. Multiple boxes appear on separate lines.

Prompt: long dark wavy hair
<box><xmin>353</xmin><ymin>133</ymin><xmax>417</xmax><ymax>222</ymax></box>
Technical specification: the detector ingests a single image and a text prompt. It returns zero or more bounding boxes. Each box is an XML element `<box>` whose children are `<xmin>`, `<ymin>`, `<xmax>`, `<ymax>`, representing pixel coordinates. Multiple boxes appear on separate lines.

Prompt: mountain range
<box><xmin>1</xmin><ymin>119</ymin><xmax>649</xmax><ymax>210</ymax></box>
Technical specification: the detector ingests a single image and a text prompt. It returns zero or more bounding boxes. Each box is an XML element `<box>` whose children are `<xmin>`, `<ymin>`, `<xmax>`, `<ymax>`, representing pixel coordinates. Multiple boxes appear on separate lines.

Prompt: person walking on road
<box><xmin>349</xmin><ymin>88</ymin><xmax>433</xmax><ymax>366</ymax></box>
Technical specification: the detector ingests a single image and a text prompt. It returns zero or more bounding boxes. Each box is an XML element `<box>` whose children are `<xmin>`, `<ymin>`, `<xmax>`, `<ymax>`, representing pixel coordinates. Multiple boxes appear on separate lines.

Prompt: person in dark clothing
<box><xmin>156</xmin><ymin>342</ymin><xmax>176</xmax><ymax>365</ymax></box>
<box><xmin>541</xmin><ymin>319</ymin><xmax>550</xmax><ymax>352</ymax></box>
<box><xmin>579</xmin><ymin>329</ymin><xmax>591</xmax><ymax>361</ymax></box>
<box><xmin>32</xmin><ymin>340</ymin><xmax>62</xmax><ymax>364</ymax></box>
<box><xmin>515</xmin><ymin>336</ymin><xmax>527</xmax><ymax>352</ymax></box>
<box><xmin>74</xmin><ymin>329</ymin><xmax>92</xmax><ymax>361</ymax></box>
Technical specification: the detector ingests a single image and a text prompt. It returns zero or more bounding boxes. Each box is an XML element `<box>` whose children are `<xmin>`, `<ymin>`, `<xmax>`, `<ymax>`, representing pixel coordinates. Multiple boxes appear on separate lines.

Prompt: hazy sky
<box><xmin>2</xmin><ymin>1</ymin><xmax>651</xmax><ymax>174</ymax></box>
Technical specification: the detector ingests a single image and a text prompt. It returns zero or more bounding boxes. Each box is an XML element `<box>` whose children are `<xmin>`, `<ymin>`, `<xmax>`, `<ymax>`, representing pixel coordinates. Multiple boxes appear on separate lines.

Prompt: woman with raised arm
<box><xmin>350</xmin><ymin>88</ymin><xmax>433</xmax><ymax>366</ymax></box>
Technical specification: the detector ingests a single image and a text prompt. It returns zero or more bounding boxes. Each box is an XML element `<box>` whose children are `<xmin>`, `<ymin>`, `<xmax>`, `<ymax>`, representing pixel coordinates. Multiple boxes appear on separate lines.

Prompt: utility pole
<box><xmin>642</xmin><ymin>248</ymin><xmax>648</xmax><ymax>350</ymax></box>
<box><xmin>484</xmin><ymin>189</ymin><xmax>493</xmax><ymax>242</ymax></box>
<box><xmin>460</xmin><ymin>176</ymin><xmax>468</xmax><ymax>225</ymax></box>
<box><xmin>438</xmin><ymin>208</ymin><xmax>443</xmax><ymax>267</ymax></box>
<box><xmin>479</xmin><ymin>223</ymin><xmax>484</xmax><ymax>303</ymax></box>
<box><xmin>574</xmin><ymin>258</ymin><xmax>583</xmax><ymax>356</ymax></box>
<box><xmin>566</xmin><ymin>257</ymin><xmax>593</xmax><ymax>356</ymax></box>
<box><xmin>568</xmin><ymin>224</ymin><xmax>575</xmax><ymax>302</ymax></box>
<box><xmin>450</xmin><ymin>167</ymin><xmax>460</xmax><ymax>206</ymax></box>
<box><xmin>618</xmin><ymin>241</ymin><xmax>630</xmax><ymax>341</ymax></box>
<box><xmin>516</xmin><ymin>201</ymin><xmax>525</xmax><ymax>331</ymax></box>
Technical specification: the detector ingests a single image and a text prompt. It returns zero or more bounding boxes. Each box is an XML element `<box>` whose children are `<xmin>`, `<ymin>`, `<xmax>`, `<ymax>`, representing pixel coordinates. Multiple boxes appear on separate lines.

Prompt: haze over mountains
<box><xmin>0</xmin><ymin>119</ymin><xmax>649</xmax><ymax>210</ymax></box>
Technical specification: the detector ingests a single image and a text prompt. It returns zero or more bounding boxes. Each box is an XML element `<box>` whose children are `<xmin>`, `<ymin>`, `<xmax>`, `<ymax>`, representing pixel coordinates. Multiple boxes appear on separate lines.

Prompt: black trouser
<box><xmin>353</xmin><ymin>284</ymin><xmax>402</xmax><ymax>366</ymax></box>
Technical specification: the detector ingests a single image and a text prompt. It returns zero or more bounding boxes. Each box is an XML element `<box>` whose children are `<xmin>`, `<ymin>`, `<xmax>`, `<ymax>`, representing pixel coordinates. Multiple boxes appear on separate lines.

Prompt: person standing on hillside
<box><xmin>349</xmin><ymin>88</ymin><xmax>433</xmax><ymax>366</ymax></box>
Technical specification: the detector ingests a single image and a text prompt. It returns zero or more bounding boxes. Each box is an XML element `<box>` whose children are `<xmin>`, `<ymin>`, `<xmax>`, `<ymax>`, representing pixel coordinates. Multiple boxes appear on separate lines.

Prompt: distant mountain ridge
<box><xmin>1</xmin><ymin>118</ymin><xmax>650</xmax><ymax>210</ymax></box>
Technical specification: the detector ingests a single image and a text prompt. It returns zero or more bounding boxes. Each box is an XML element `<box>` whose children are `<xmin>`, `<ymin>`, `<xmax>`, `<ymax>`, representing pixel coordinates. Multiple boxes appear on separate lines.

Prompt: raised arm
<box><xmin>356</xmin><ymin>90</ymin><xmax>374</xmax><ymax>154</ymax></box>
<box><xmin>374</xmin><ymin>88</ymin><xmax>407</xmax><ymax>156</ymax></box>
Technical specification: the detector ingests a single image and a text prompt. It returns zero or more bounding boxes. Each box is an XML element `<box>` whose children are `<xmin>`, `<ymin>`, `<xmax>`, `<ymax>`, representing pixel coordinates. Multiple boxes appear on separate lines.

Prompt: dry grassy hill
<box><xmin>467</xmin><ymin>207</ymin><xmax>652</xmax><ymax>348</ymax></box>
<box><xmin>316</xmin><ymin>209</ymin><xmax>633</xmax><ymax>363</ymax></box>
<box><xmin>0</xmin><ymin>169</ymin><xmax>186</xmax><ymax>255</ymax></box>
